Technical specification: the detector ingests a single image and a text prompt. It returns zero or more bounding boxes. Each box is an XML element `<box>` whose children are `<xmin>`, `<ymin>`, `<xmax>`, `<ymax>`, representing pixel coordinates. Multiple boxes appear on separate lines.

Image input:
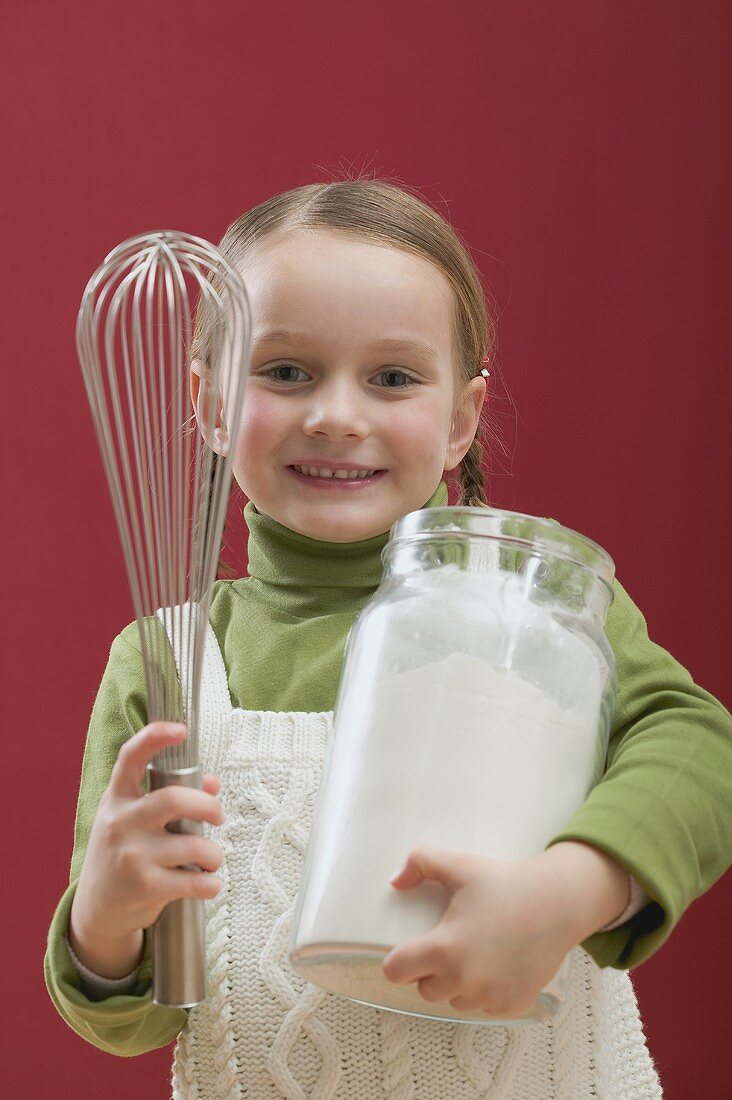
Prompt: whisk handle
<box><xmin>148</xmin><ymin>765</ymin><xmax>207</xmax><ymax>1007</ymax></box>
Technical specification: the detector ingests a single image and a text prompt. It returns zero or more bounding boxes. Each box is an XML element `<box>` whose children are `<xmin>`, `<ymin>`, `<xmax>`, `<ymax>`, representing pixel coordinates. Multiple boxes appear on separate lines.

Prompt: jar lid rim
<box><xmin>388</xmin><ymin>506</ymin><xmax>615</xmax><ymax>584</ymax></box>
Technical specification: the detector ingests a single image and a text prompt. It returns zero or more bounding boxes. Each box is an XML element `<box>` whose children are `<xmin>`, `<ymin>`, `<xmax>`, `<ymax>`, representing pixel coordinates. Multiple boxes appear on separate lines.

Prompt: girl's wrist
<box><xmin>69</xmin><ymin>897</ymin><xmax>145</xmax><ymax>980</ymax></box>
<box><xmin>65</xmin><ymin>932</ymin><xmax>141</xmax><ymax>989</ymax></box>
<box><xmin>537</xmin><ymin>840</ymin><xmax>632</xmax><ymax>943</ymax></box>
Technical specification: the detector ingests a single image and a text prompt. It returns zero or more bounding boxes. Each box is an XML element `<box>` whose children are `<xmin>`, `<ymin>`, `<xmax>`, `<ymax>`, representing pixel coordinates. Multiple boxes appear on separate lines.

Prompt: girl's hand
<box><xmin>71</xmin><ymin>722</ymin><xmax>225</xmax><ymax>951</ymax></box>
<box><xmin>381</xmin><ymin>842</ymin><xmax>629</xmax><ymax>1018</ymax></box>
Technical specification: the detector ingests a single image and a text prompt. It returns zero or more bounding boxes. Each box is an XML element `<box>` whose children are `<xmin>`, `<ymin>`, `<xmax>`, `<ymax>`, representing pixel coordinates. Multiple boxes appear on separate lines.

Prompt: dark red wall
<box><xmin>3</xmin><ymin>2</ymin><xmax>729</xmax><ymax>1095</ymax></box>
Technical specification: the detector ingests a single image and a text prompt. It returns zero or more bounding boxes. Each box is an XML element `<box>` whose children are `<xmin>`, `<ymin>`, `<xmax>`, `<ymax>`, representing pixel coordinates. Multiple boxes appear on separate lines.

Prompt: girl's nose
<box><xmin>301</xmin><ymin>379</ymin><xmax>369</xmax><ymax>440</ymax></box>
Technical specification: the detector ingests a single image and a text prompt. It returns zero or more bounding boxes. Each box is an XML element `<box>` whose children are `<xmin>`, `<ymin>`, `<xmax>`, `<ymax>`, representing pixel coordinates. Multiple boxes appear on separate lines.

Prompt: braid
<box><xmin>458</xmin><ymin>434</ymin><xmax>487</xmax><ymax>506</ymax></box>
<box><xmin>207</xmin><ymin>448</ymin><xmax>237</xmax><ymax>580</ymax></box>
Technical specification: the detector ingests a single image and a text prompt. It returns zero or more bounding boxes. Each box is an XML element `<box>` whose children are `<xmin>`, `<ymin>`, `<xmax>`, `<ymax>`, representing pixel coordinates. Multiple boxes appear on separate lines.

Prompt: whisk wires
<box><xmin>77</xmin><ymin>231</ymin><xmax>250</xmax><ymax>771</ymax></box>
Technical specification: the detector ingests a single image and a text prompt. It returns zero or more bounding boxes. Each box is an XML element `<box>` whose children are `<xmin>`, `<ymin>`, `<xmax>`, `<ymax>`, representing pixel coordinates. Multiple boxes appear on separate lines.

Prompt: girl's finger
<box><xmin>137</xmin><ymin>785</ymin><xmax>224</xmax><ymax>831</ymax></box>
<box><xmin>416</xmin><ymin>972</ymin><xmax>461</xmax><ymax>1004</ymax></box>
<box><xmin>157</xmin><ymin>867</ymin><xmax>223</xmax><ymax>904</ymax></box>
<box><xmin>152</xmin><ymin>834</ymin><xmax>224</xmax><ymax>873</ymax></box>
<box><xmin>390</xmin><ymin>846</ymin><xmax>464</xmax><ymax>893</ymax></box>
<box><xmin>382</xmin><ymin>933</ymin><xmax>447</xmax><ymax>985</ymax></box>
<box><xmin>201</xmin><ymin>774</ymin><xmax>221</xmax><ymax>795</ymax></box>
<box><xmin>109</xmin><ymin>722</ymin><xmax>188</xmax><ymax>798</ymax></box>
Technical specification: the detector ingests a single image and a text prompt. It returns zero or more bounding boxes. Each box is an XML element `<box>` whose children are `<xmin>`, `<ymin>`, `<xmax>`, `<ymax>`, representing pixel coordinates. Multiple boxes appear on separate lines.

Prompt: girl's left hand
<box><xmin>381</xmin><ymin>845</ymin><xmax>596</xmax><ymax>1018</ymax></box>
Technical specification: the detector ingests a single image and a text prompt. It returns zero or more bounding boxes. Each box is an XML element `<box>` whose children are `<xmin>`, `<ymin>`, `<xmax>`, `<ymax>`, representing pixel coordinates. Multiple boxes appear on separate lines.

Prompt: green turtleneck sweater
<box><xmin>44</xmin><ymin>483</ymin><xmax>732</xmax><ymax>1057</ymax></box>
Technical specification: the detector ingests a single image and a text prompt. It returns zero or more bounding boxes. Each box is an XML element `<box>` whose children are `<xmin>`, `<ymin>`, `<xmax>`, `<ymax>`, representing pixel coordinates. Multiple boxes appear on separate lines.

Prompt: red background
<box><xmin>3</xmin><ymin>2</ymin><xmax>730</xmax><ymax>1096</ymax></box>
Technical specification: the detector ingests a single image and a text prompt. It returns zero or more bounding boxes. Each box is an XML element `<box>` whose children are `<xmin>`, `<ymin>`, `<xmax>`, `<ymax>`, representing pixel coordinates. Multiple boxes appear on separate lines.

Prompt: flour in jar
<box><xmin>293</xmin><ymin>646</ymin><xmax>603</xmax><ymax>957</ymax></box>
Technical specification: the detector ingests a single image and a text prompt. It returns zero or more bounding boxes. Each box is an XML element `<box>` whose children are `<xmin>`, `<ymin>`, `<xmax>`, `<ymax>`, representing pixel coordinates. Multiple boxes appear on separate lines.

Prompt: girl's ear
<box><xmin>189</xmin><ymin>358</ymin><xmax>230</xmax><ymax>455</ymax></box>
<box><xmin>444</xmin><ymin>374</ymin><xmax>487</xmax><ymax>471</ymax></box>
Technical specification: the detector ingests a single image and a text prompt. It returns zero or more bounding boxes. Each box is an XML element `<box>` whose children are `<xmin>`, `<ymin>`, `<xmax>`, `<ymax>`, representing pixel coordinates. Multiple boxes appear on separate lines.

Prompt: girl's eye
<box><xmin>259</xmin><ymin>363</ymin><xmax>417</xmax><ymax>388</ymax></box>
<box><xmin>373</xmin><ymin>369</ymin><xmax>416</xmax><ymax>389</ymax></box>
<box><xmin>262</xmin><ymin>362</ymin><xmax>310</xmax><ymax>383</ymax></box>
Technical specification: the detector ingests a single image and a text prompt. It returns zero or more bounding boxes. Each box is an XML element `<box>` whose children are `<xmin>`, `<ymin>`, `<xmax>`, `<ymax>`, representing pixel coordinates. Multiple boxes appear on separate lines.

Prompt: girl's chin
<box><xmin>289</xmin><ymin>515</ymin><xmax>391</xmax><ymax>543</ymax></box>
<box><xmin>279</xmin><ymin>500</ymin><xmax>399</xmax><ymax>542</ymax></box>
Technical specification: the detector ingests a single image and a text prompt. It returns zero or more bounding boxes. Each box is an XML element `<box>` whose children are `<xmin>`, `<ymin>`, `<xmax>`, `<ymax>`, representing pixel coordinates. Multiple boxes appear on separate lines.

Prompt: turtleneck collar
<box><xmin>241</xmin><ymin>481</ymin><xmax>449</xmax><ymax>615</ymax></box>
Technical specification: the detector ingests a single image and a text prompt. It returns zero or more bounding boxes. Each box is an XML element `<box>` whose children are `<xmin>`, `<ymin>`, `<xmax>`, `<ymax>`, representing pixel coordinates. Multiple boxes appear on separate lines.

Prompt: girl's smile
<box><xmin>285</xmin><ymin>464</ymin><xmax>389</xmax><ymax>490</ymax></box>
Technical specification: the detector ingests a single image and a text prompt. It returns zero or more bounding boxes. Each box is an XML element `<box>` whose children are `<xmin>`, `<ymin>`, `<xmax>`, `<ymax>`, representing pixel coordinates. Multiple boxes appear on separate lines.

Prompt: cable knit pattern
<box><xmin>160</xmin><ymin>605</ymin><xmax>663</xmax><ymax>1099</ymax></box>
<box><xmin>378</xmin><ymin>1012</ymin><xmax>414</xmax><ymax>1099</ymax></box>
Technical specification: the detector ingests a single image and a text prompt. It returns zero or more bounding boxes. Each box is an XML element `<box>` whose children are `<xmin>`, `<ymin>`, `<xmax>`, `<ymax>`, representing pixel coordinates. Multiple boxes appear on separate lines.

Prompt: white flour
<box><xmin>292</xmin><ymin>571</ymin><xmax>606</xmax><ymax>1018</ymax></box>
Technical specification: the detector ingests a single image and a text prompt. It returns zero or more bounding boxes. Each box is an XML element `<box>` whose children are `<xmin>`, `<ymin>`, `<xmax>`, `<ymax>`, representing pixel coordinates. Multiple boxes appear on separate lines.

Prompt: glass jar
<box><xmin>289</xmin><ymin>506</ymin><xmax>617</xmax><ymax>1025</ymax></box>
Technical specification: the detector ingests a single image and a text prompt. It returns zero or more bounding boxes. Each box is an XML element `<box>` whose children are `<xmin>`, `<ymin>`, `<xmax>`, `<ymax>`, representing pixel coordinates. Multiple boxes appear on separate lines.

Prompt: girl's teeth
<box><xmin>295</xmin><ymin>466</ymin><xmax>376</xmax><ymax>479</ymax></box>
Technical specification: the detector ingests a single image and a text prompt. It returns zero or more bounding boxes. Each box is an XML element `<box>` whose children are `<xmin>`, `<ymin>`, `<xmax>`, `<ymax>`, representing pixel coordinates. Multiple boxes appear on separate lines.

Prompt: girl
<box><xmin>45</xmin><ymin>180</ymin><xmax>732</xmax><ymax>1098</ymax></box>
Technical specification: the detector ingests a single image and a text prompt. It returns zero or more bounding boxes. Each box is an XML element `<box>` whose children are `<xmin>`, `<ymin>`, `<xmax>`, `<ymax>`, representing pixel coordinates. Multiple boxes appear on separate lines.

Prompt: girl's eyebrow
<box><xmin>252</xmin><ymin>328</ymin><xmax>438</xmax><ymax>362</ymax></box>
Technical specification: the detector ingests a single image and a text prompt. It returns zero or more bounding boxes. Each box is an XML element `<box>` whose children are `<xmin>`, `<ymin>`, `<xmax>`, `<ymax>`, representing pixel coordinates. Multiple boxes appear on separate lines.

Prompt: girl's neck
<box><xmin>241</xmin><ymin>480</ymin><xmax>448</xmax><ymax>617</ymax></box>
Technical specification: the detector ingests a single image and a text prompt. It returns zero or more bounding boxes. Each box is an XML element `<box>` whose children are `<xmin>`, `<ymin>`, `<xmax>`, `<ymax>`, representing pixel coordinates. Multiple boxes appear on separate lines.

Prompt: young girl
<box><xmin>45</xmin><ymin>180</ymin><xmax>732</xmax><ymax>1098</ymax></box>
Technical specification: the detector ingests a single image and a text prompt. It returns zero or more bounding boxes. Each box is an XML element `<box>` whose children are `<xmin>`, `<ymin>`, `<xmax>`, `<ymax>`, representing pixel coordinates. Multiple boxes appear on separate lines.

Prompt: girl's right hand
<box><xmin>71</xmin><ymin>722</ymin><xmax>224</xmax><ymax>949</ymax></box>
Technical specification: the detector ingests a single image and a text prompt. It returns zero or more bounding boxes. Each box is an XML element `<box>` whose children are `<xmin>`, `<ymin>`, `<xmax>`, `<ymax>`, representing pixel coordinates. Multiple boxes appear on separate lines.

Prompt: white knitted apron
<box><xmin>160</xmin><ymin>608</ymin><xmax>663</xmax><ymax>1100</ymax></box>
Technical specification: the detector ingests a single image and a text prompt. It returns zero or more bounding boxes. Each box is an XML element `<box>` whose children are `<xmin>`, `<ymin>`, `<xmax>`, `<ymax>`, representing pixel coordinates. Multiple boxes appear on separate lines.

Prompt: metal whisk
<box><xmin>76</xmin><ymin>230</ymin><xmax>251</xmax><ymax>1006</ymax></box>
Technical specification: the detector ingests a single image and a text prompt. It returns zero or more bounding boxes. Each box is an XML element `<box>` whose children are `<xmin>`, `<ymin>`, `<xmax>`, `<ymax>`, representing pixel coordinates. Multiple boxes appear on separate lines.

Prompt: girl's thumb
<box><xmin>389</xmin><ymin>846</ymin><xmax>462</xmax><ymax>892</ymax></box>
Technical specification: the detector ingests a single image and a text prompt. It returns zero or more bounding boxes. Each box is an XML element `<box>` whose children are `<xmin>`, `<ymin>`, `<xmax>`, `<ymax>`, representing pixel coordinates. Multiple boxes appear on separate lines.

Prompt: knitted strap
<box><xmin>156</xmin><ymin>602</ymin><xmax>234</xmax><ymax>723</ymax></box>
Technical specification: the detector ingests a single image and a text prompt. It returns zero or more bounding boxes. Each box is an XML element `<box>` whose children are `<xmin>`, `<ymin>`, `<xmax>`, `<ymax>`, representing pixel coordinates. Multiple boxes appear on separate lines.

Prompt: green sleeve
<box><xmin>546</xmin><ymin>576</ymin><xmax>732</xmax><ymax>970</ymax></box>
<box><xmin>43</xmin><ymin>624</ymin><xmax>188</xmax><ymax>1056</ymax></box>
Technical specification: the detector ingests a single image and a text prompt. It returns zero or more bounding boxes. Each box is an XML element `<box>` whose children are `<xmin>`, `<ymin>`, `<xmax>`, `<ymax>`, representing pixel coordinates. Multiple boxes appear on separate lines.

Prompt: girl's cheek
<box><xmin>390</xmin><ymin>401</ymin><xmax>450</xmax><ymax>461</ymax></box>
<box><xmin>236</xmin><ymin>392</ymin><xmax>290</xmax><ymax>455</ymax></box>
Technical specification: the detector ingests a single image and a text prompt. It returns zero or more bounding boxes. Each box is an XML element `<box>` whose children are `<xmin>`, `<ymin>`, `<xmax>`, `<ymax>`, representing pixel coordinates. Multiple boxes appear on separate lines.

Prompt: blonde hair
<box><xmin>193</xmin><ymin>176</ymin><xmax>503</xmax><ymax>513</ymax></box>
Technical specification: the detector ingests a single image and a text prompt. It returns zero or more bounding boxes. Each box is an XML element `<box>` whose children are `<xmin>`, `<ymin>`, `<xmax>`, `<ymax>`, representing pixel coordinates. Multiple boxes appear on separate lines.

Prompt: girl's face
<box><xmin>196</xmin><ymin>228</ymin><xmax>485</xmax><ymax>543</ymax></box>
